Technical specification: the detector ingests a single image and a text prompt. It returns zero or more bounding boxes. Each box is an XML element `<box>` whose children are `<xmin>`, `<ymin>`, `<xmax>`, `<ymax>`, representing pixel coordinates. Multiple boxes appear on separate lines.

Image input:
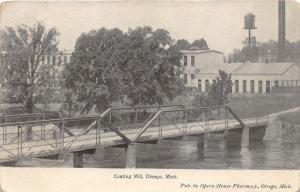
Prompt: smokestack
<box><xmin>278</xmin><ymin>0</ymin><xmax>286</xmax><ymax>62</ymax></box>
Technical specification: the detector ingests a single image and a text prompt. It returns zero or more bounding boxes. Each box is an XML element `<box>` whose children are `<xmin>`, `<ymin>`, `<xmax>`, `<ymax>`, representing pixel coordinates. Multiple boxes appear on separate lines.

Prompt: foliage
<box><xmin>0</xmin><ymin>23</ymin><xmax>59</xmax><ymax>113</ymax></box>
<box><xmin>208</xmin><ymin>70</ymin><xmax>232</xmax><ymax>106</ymax></box>
<box><xmin>192</xmin><ymin>38</ymin><xmax>209</xmax><ymax>50</ymax></box>
<box><xmin>193</xmin><ymin>70</ymin><xmax>232</xmax><ymax>107</ymax></box>
<box><xmin>229</xmin><ymin>39</ymin><xmax>300</xmax><ymax>63</ymax></box>
<box><xmin>173</xmin><ymin>39</ymin><xmax>191</xmax><ymax>50</ymax></box>
<box><xmin>63</xmin><ymin>26</ymin><xmax>184</xmax><ymax>114</ymax></box>
<box><xmin>173</xmin><ymin>38</ymin><xmax>209</xmax><ymax>51</ymax></box>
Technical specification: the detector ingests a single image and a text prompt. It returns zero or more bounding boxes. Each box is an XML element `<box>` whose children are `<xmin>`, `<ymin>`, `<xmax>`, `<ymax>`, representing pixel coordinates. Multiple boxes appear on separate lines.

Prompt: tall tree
<box><xmin>63</xmin><ymin>27</ymin><xmax>184</xmax><ymax>114</ymax></box>
<box><xmin>63</xmin><ymin>28</ymin><xmax>125</xmax><ymax>114</ymax></box>
<box><xmin>0</xmin><ymin>23</ymin><xmax>59</xmax><ymax>112</ymax></box>
<box><xmin>124</xmin><ymin>27</ymin><xmax>184</xmax><ymax>106</ymax></box>
<box><xmin>208</xmin><ymin>70</ymin><xmax>232</xmax><ymax>106</ymax></box>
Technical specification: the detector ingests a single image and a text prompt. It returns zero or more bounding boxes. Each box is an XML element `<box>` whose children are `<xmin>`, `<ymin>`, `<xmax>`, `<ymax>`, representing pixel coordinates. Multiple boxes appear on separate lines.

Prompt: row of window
<box><xmin>41</xmin><ymin>55</ymin><xmax>69</xmax><ymax>66</ymax></box>
<box><xmin>183</xmin><ymin>56</ymin><xmax>195</xmax><ymax>67</ymax></box>
<box><xmin>197</xmin><ymin>79</ymin><xmax>272</xmax><ymax>93</ymax></box>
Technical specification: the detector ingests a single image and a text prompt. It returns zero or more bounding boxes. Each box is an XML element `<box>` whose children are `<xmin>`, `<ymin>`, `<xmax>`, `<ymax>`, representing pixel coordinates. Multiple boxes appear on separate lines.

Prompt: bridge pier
<box><xmin>241</xmin><ymin>127</ymin><xmax>250</xmax><ymax>148</ymax></box>
<box><xmin>249</xmin><ymin>126</ymin><xmax>267</xmax><ymax>144</ymax></box>
<box><xmin>125</xmin><ymin>143</ymin><xmax>136</xmax><ymax>168</ymax></box>
<box><xmin>224</xmin><ymin>128</ymin><xmax>243</xmax><ymax>150</ymax></box>
<box><xmin>73</xmin><ymin>151</ymin><xmax>83</xmax><ymax>168</ymax></box>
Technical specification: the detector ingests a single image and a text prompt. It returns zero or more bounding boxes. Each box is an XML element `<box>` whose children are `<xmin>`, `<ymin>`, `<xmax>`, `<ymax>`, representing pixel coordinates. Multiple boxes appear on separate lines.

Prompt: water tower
<box><xmin>244</xmin><ymin>13</ymin><xmax>257</xmax><ymax>48</ymax></box>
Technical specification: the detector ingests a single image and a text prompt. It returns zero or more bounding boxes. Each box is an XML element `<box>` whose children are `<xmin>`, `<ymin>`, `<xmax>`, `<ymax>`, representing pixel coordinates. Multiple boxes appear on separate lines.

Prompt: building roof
<box><xmin>198</xmin><ymin>62</ymin><xmax>299</xmax><ymax>76</ymax></box>
<box><xmin>233</xmin><ymin>62</ymin><xmax>297</xmax><ymax>75</ymax></box>
<box><xmin>199</xmin><ymin>63</ymin><xmax>242</xmax><ymax>74</ymax></box>
<box><xmin>180</xmin><ymin>49</ymin><xmax>223</xmax><ymax>55</ymax></box>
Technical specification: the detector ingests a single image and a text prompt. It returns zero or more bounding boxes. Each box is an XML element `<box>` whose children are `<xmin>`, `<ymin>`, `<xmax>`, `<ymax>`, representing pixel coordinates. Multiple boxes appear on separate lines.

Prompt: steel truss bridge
<box><xmin>0</xmin><ymin>105</ymin><xmax>269</xmax><ymax>165</ymax></box>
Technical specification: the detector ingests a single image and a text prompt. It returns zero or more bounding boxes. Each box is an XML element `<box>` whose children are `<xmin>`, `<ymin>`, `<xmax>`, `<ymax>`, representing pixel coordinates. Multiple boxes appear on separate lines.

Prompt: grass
<box><xmin>228</xmin><ymin>94</ymin><xmax>300</xmax><ymax>118</ymax></box>
<box><xmin>279</xmin><ymin>111</ymin><xmax>300</xmax><ymax>124</ymax></box>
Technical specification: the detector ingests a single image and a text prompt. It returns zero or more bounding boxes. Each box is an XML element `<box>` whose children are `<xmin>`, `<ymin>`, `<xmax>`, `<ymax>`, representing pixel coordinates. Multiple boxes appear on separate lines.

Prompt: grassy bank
<box><xmin>279</xmin><ymin>111</ymin><xmax>300</xmax><ymax>124</ymax></box>
<box><xmin>228</xmin><ymin>94</ymin><xmax>300</xmax><ymax>118</ymax></box>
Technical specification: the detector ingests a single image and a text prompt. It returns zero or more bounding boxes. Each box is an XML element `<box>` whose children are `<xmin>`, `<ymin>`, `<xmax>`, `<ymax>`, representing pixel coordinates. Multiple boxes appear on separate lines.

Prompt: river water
<box><xmin>72</xmin><ymin>120</ymin><xmax>299</xmax><ymax>169</ymax></box>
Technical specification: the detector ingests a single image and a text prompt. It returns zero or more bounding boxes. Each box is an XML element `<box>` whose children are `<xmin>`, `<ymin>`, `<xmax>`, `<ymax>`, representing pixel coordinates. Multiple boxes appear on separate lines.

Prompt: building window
<box><xmin>250</xmin><ymin>80</ymin><xmax>254</xmax><ymax>93</ymax></box>
<box><xmin>258</xmin><ymin>81</ymin><xmax>262</xmax><ymax>93</ymax></box>
<box><xmin>191</xmin><ymin>74</ymin><xmax>195</xmax><ymax>80</ymax></box>
<box><xmin>184</xmin><ymin>56</ymin><xmax>187</xmax><ymax>66</ymax></box>
<box><xmin>198</xmin><ymin>79</ymin><xmax>202</xmax><ymax>91</ymax></box>
<box><xmin>64</xmin><ymin>56</ymin><xmax>68</xmax><ymax>64</ymax></box>
<box><xmin>184</xmin><ymin>74</ymin><xmax>187</xmax><ymax>84</ymax></box>
<box><xmin>274</xmin><ymin>80</ymin><xmax>279</xmax><ymax>88</ymax></box>
<box><xmin>205</xmin><ymin>80</ymin><xmax>209</xmax><ymax>92</ymax></box>
<box><xmin>266</xmin><ymin>80</ymin><xmax>270</xmax><ymax>93</ymax></box>
<box><xmin>191</xmin><ymin>56</ymin><xmax>195</xmax><ymax>67</ymax></box>
<box><xmin>213</xmin><ymin>79</ymin><xmax>216</xmax><ymax>84</ymax></box>
<box><xmin>243</xmin><ymin>80</ymin><xmax>247</xmax><ymax>93</ymax></box>
<box><xmin>235</xmin><ymin>80</ymin><xmax>239</xmax><ymax>93</ymax></box>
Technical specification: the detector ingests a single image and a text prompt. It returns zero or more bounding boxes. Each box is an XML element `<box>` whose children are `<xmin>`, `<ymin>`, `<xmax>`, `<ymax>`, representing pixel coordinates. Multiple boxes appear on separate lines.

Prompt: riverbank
<box><xmin>229</xmin><ymin>94</ymin><xmax>300</xmax><ymax>118</ymax></box>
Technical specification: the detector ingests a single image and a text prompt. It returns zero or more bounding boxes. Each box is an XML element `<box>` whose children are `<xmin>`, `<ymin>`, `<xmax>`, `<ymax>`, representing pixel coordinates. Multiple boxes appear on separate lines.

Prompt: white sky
<box><xmin>1</xmin><ymin>0</ymin><xmax>300</xmax><ymax>55</ymax></box>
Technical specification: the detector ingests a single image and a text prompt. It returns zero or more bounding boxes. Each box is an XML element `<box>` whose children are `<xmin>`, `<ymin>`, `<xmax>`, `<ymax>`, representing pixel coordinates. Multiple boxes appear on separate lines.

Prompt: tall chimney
<box><xmin>278</xmin><ymin>0</ymin><xmax>286</xmax><ymax>62</ymax></box>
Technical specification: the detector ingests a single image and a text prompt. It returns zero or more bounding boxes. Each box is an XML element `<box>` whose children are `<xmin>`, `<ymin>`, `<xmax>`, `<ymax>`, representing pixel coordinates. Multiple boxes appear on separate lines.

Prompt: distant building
<box><xmin>180</xmin><ymin>47</ymin><xmax>300</xmax><ymax>94</ymax></box>
<box><xmin>180</xmin><ymin>47</ymin><xmax>225</xmax><ymax>88</ymax></box>
<box><xmin>198</xmin><ymin>62</ymin><xmax>300</xmax><ymax>94</ymax></box>
<box><xmin>39</xmin><ymin>50</ymin><xmax>72</xmax><ymax>87</ymax></box>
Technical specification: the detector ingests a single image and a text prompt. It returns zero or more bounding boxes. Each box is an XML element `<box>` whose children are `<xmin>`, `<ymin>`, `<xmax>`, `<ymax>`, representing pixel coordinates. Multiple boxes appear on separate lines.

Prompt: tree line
<box><xmin>0</xmin><ymin>23</ymin><xmax>213</xmax><ymax>114</ymax></box>
<box><xmin>228</xmin><ymin>38</ymin><xmax>300</xmax><ymax>63</ymax></box>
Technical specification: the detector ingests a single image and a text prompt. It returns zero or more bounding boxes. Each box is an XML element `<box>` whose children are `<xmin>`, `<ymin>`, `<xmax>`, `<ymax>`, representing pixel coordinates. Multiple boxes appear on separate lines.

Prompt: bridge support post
<box><xmin>73</xmin><ymin>151</ymin><xmax>83</xmax><ymax>168</ymax></box>
<box><xmin>125</xmin><ymin>143</ymin><xmax>136</xmax><ymax>168</ymax></box>
<box><xmin>241</xmin><ymin>127</ymin><xmax>250</xmax><ymax>148</ymax></box>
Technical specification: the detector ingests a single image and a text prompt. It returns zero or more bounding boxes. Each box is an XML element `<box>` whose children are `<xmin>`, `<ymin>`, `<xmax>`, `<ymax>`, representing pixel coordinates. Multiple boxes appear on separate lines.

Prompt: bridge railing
<box><xmin>0</xmin><ymin>104</ymin><xmax>253</xmax><ymax>162</ymax></box>
<box><xmin>132</xmin><ymin>106</ymin><xmax>241</xmax><ymax>142</ymax></box>
<box><xmin>3</xmin><ymin>113</ymin><xmax>45</xmax><ymax>123</ymax></box>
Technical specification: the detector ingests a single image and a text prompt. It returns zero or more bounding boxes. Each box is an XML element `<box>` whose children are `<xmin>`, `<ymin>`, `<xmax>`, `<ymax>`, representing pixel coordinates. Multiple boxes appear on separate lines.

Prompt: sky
<box><xmin>1</xmin><ymin>0</ymin><xmax>300</xmax><ymax>55</ymax></box>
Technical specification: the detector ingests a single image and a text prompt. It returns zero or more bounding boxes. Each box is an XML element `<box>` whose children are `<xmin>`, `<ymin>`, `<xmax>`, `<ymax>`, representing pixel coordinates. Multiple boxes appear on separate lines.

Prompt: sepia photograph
<box><xmin>0</xmin><ymin>0</ymin><xmax>300</xmax><ymax>176</ymax></box>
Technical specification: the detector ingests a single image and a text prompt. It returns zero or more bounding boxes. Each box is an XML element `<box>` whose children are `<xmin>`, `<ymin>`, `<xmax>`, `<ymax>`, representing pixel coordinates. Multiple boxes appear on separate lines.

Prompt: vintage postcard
<box><xmin>0</xmin><ymin>0</ymin><xmax>300</xmax><ymax>191</ymax></box>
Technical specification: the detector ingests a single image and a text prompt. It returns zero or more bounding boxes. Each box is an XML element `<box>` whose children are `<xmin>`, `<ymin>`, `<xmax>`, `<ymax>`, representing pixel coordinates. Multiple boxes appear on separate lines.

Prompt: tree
<box><xmin>124</xmin><ymin>27</ymin><xmax>184</xmax><ymax>106</ymax></box>
<box><xmin>63</xmin><ymin>28</ymin><xmax>125</xmax><ymax>114</ymax></box>
<box><xmin>0</xmin><ymin>23</ymin><xmax>59</xmax><ymax>112</ymax></box>
<box><xmin>173</xmin><ymin>39</ymin><xmax>191</xmax><ymax>50</ymax></box>
<box><xmin>208</xmin><ymin>70</ymin><xmax>232</xmax><ymax>106</ymax></box>
<box><xmin>192</xmin><ymin>38</ymin><xmax>209</xmax><ymax>50</ymax></box>
<box><xmin>63</xmin><ymin>26</ymin><xmax>184</xmax><ymax>114</ymax></box>
<box><xmin>242</xmin><ymin>36</ymin><xmax>259</xmax><ymax>62</ymax></box>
